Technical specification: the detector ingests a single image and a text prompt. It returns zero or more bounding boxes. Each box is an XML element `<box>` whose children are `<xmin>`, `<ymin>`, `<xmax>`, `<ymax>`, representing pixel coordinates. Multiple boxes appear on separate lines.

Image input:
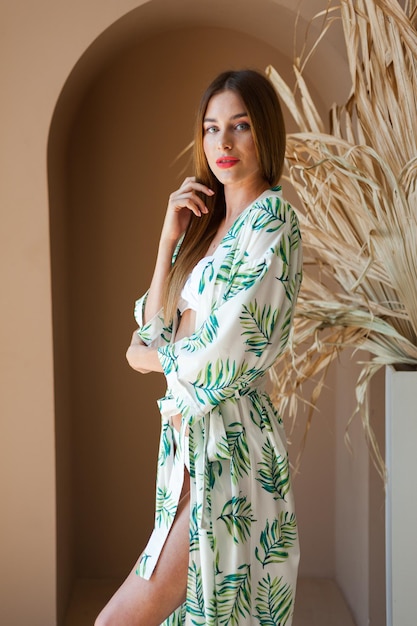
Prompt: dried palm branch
<box><xmin>267</xmin><ymin>0</ymin><xmax>417</xmax><ymax>477</ymax></box>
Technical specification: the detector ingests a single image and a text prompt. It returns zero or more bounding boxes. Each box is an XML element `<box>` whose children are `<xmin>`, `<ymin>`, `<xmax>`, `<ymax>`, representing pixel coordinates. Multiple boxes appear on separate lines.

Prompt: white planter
<box><xmin>385</xmin><ymin>366</ymin><xmax>417</xmax><ymax>626</ymax></box>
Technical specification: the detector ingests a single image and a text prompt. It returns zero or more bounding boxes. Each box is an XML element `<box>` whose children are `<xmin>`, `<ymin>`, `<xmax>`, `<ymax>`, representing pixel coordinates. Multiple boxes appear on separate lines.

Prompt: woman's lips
<box><xmin>216</xmin><ymin>157</ymin><xmax>240</xmax><ymax>169</ymax></box>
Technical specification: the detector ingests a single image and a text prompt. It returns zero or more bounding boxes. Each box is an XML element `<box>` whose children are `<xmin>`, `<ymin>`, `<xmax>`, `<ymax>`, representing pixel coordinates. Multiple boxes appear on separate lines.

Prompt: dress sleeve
<box><xmin>157</xmin><ymin>199</ymin><xmax>303</xmax><ymax>424</ymax></box>
<box><xmin>133</xmin><ymin>293</ymin><xmax>174</xmax><ymax>348</ymax></box>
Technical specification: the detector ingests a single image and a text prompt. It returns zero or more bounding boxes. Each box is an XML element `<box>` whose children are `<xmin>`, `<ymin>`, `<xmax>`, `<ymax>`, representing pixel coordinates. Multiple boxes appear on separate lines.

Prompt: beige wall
<box><xmin>1</xmin><ymin>1</ymin><xmax>384</xmax><ymax>624</ymax></box>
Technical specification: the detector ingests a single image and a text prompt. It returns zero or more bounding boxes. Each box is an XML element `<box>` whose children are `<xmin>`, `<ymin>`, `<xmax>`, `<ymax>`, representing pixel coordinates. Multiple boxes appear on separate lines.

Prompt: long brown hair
<box><xmin>163</xmin><ymin>69</ymin><xmax>286</xmax><ymax>321</ymax></box>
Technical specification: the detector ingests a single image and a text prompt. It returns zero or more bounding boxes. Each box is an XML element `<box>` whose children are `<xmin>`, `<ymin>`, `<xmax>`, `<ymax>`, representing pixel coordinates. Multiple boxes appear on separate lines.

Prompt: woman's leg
<box><xmin>95</xmin><ymin>478</ymin><xmax>190</xmax><ymax>626</ymax></box>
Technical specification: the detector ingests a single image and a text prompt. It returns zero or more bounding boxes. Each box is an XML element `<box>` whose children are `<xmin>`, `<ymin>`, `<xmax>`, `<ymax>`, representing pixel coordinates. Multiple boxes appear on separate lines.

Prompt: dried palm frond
<box><xmin>267</xmin><ymin>0</ymin><xmax>417</xmax><ymax>477</ymax></box>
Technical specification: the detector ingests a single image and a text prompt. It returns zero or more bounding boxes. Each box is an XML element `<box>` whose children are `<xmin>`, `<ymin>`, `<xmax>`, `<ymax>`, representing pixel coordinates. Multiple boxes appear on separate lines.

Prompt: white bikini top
<box><xmin>178</xmin><ymin>255</ymin><xmax>215</xmax><ymax>314</ymax></box>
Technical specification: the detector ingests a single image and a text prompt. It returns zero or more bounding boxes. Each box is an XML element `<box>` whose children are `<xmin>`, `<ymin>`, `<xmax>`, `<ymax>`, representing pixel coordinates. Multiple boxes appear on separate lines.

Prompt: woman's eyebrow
<box><xmin>203</xmin><ymin>112</ymin><xmax>248</xmax><ymax>123</ymax></box>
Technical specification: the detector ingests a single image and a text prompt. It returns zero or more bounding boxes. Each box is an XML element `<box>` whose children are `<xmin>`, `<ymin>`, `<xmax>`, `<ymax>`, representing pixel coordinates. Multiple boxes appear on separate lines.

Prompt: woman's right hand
<box><xmin>143</xmin><ymin>178</ymin><xmax>214</xmax><ymax>324</ymax></box>
<box><xmin>160</xmin><ymin>177</ymin><xmax>214</xmax><ymax>244</ymax></box>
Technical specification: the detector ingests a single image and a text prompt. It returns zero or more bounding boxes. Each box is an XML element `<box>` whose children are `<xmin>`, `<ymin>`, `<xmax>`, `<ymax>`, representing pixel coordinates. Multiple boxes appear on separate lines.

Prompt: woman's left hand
<box><xmin>126</xmin><ymin>330</ymin><xmax>163</xmax><ymax>374</ymax></box>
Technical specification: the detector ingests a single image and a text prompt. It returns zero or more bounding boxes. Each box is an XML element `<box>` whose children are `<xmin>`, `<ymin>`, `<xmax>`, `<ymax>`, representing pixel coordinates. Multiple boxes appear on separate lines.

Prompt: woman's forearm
<box><xmin>143</xmin><ymin>239</ymin><xmax>177</xmax><ymax>323</ymax></box>
<box><xmin>126</xmin><ymin>330</ymin><xmax>163</xmax><ymax>373</ymax></box>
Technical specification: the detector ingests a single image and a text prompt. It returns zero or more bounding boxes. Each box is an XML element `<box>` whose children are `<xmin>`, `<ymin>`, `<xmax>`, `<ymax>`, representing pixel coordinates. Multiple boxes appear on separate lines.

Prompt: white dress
<box><xmin>134</xmin><ymin>187</ymin><xmax>302</xmax><ymax>625</ymax></box>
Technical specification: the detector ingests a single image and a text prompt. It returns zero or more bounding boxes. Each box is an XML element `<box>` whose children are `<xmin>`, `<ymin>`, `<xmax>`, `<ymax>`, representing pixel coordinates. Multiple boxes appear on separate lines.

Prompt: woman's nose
<box><xmin>217</xmin><ymin>130</ymin><xmax>232</xmax><ymax>150</ymax></box>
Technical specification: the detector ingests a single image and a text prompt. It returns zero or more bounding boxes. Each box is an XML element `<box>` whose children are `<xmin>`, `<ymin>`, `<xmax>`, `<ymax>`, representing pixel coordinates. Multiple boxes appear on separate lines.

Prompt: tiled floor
<box><xmin>64</xmin><ymin>577</ymin><xmax>356</xmax><ymax>625</ymax></box>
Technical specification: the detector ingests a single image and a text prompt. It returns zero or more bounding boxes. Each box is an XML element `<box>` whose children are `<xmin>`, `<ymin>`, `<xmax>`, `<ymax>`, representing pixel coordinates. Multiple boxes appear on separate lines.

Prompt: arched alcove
<box><xmin>48</xmin><ymin>2</ymin><xmax>384</xmax><ymax>624</ymax></box>
<box><xmin>49</xmin><ymin>9</ymin><xmax>312</xmax><ymax>622</ymax></box>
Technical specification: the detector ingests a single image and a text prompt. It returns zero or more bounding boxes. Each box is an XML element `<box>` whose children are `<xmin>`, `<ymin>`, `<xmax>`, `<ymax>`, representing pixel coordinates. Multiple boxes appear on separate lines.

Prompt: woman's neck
<box><xmin>223</xmin><ymin>179</ymin><xmax>269</xmax><ymax>224</ymax></box>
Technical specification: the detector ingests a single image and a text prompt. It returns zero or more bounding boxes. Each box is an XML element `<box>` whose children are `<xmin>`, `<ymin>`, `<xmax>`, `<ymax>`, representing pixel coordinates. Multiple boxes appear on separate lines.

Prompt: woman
<box><xmin>96</xmin><ymin>69</ymin><xmax>302</xmax><ymax>626</ymax></box>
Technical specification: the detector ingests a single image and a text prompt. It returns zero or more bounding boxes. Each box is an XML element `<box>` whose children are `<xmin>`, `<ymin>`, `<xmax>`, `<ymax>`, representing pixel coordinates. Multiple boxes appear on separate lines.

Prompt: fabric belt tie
<box><xmin>200</xmin><ymin>377</ymin><xmax>267</xmax><ymax>529</ymax></box>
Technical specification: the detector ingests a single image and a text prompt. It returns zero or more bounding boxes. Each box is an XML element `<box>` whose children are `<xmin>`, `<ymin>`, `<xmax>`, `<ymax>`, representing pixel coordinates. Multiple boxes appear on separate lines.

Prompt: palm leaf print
<box><xmin>158</xmin><ymin>347</ymin><xmax>178</xmax><ymax>375</ymax></box>
<box><xmin>186</xmin><ymin>562</ymin><xmax>206</xmax><ymax>625</ymax></box>
<box><xmin>216</xmin><ymin>252</ymin><xmax>243</xmax><ymax>285</ymax></box>
<box><xmin>158</xmin><ymin>422</ymin><xmax>172</xmax><ymax>466</ymax></box>
<box><xmin>222</xmin><ymin>215</ymin><xmax>246</xmax><ymax>247</ymax></box>
<box><xmin>192</xmin><ymin>358</ymin><xmax>249</xmax><ymax>405</ymax></box>
<box><xmin>226</xmin><ymin>422</ymin><xmax>251</xmax><ymax>483</ymax></box>
<box><xmin>188</xmin><ymin>440</ymin><xmax>196</xmax><ymax>478</ymax></box>
<box><xmin>135</xmin><ymin>552</ymin><xmax>150</xmax><ymax>577</ymax></box>
<box><xmin>255</xmin><ymin>513</ymin><xmax>297</xmax><ymax>567</ymax></box>
<box><xmin>212</xmin><ymin>534</ymin><xmax>223</xmax><ymax>575</ymax></box>
<box><xmin>276</xmin><ymin>236</ymin><xmax>302</xmax><ymax>302</ymax></box>
<box><xmin>275</xmin><ymin>307</ymin><xmax>293</xmax><ymax>355</ymax></box>
<box><xmin>240</xmin><ymin>300</ymin><xmax>278</xmax><ymax>356</ymax></box>
<box><xmin>289</xmin><ymin>210</ymin><xmax>301</xmax><ymax>250</ymax></box>
<box><xmin>215</xmin><ymin>563</ymin><xmax>251</xmax><ymax>625</ymax></box>
<box><xmin>280</xmin><ymin>229</ymin><xmax>293</xmax><ymax>266</ymax></box>
<box><xmin>211</xmin><ymin>434</ymin><xmax>231</xmax><ymax>461</ymax></box>
<box><xmin>249</xmin><ymin>406</ymin><xmax>263</xmax><ymax>431</ymax></box>
<box><xmin>206</xmin><ymin>456</ymin><xmax>223</xmax><ymax>489</ymax></box>
<box><xmin>286</xmin><ymin>274</ymin><xmax>302</xmax><ymax>302</ymax></box>
<box><xmin>254</xmin><ymin>574</ymin><xmax>293</xmax><ymax>625</ymax></box>
<box><xmin>155</xmin><ymin>486</ymin><xmax>177</xmax><ymax>527</ymax></box>
<box><xmin>189</xmin><ymin>503</ymin><xmax>202</xmax><ymax>552</ymax></box>
<box><xmin>256</xmin><ymin>439</ymin><xmax>290</xmax><ymax>501</ymax></box>
<box><xmin>203</xmin><ymin>461</ymin><xmax>215</xmax><ymax>525</ymax></box>
<box><xmin>198</xmin><ymin>258</ymin><xmax>215</xmax><ymax>293</ymax></box>
<box><xmin>249</xmin><ymin>393</ymin><xmax>272</xmax><ymax>432</ymax></box>
<box><xmin>262</xmin><ymin>392</ymin><xmax>283</xmax><ymax>426</ymax></box>
<box><xmin>279</xmin><ymin>512</ymin><xmax>298</xmax><ymax>550</ymax></box>
<box><xmin>137</xmin><ymin>324</ymin><xmax>152</xmax><ymax>344</ymax></box>
<box><xmin>276</xmin><ymin>267</ymin><xmax>290</xmax><ymax>300</ymax></box>
<box><xmin>165</xmin><ymin>603</ymin><xmax>186</xmax><ymax>626</ymax></box>
<box><xmin>218</xmin><ymin>496</ymin><xmax>256</xmax><ymax>544</ymax></box>
<box><xmin>204</xmin><ymin>460</ymin><xmax>229</xmax><ymax>530</ymax></box>
<box><xmin>250</xmin><ymin>392</ymin><xmax>284</xmax><ymax>431</ymax></box>
<box><xmin>223</xmin><ymin>260</ymin><xmax>268</xmax><ymax>301</ymax></box>
<box><xmin>251</xmin><ymin>197</ymin><xmax>286</xmax><ymax>232</ymax></box>
<box><xmin>175</xmin><ymin>395</ymin><xmax>193</xmax><ymax>424</ymax></box>
<box><xmin>172</xmin><ymin>236</ymin><xmax>184</xmax><ymax>262</ymax></box>
<box><xmin>161</xmin><ymin>319</ymin><xmax>174</xmax><ymax>343</ymax></box>
<box><xmin>183</xmin><ymin>314</ymin><xmax>219</xmax><ymax>352</ymax></box>
<box><xmin>139</xmin><ymin>315</ymin><xmax>173</xmax><ymax>344</ymax></box>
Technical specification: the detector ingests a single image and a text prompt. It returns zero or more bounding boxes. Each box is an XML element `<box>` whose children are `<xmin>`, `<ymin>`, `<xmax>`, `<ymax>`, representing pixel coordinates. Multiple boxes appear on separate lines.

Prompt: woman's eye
<box><xmin>204</xmin><ymin>126</ymin><xmax>218</xmax><ymax>134</ymax></box>
<box><xmin>236</xmin><ymin>122</ymin><xmax>250</xmax><ymax>131</ymax></box>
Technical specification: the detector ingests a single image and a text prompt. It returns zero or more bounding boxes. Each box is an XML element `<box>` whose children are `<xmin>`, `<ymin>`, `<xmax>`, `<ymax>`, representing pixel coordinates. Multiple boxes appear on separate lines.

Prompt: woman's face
<box><xmin>202</xmin><ymin>90</ymin><xmax>264</xmax><ymax>190</ymax></box>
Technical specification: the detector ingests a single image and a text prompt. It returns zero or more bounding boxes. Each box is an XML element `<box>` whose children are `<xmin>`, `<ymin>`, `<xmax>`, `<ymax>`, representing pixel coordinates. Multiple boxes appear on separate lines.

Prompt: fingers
<box><xmin>179</xmin><ymin>176</ymin><xmax>214</xmax><ymax>197</ymax></box>
<box><xmin>170</xmin><ymin>191</ymin><xmax>207</xmax><ymax>217</ymax></box>
<box><xmin>161</xmin><ymin>177</ymin><xmax>215</xmax><ymax>243</ymax></box>
<box><xmin>170</xmin><ymin>177</ymin><xmax>214</xmax><ymax>217</ymax></box>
